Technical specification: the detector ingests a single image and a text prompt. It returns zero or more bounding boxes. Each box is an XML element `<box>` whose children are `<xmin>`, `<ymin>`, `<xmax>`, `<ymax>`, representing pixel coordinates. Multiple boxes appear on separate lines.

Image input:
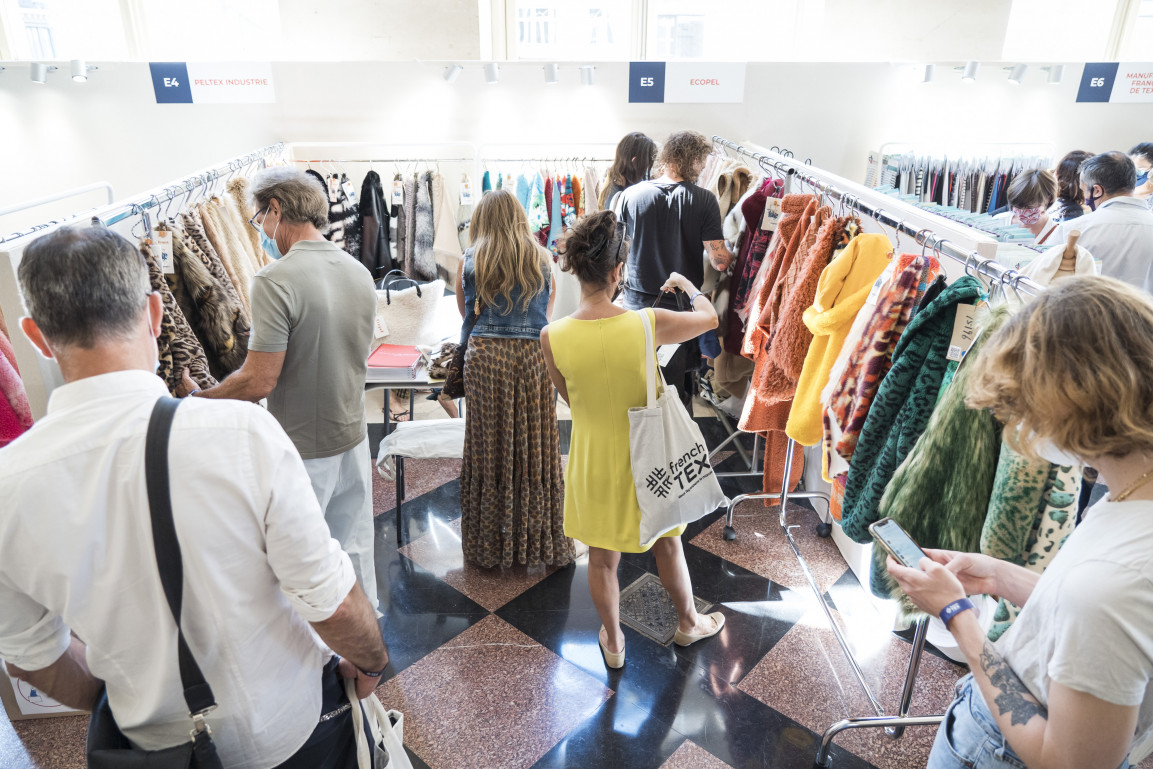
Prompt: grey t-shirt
<box><xmin>249</xmin><ymin>239</ymin><xmax>376</xmax><ymax>460</ymax></box>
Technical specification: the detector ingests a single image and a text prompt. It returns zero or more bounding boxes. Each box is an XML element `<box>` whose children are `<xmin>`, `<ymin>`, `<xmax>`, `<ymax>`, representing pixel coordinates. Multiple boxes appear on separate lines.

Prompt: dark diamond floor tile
<box><xmin>529</xmin><ymin>695</ymin><xmax>688</xmax><ymax>769</ymax></box>
<box><xmin>374</xmin><ymin>477</ymin><xmax>463</xmax><ymax>548</ymax></box>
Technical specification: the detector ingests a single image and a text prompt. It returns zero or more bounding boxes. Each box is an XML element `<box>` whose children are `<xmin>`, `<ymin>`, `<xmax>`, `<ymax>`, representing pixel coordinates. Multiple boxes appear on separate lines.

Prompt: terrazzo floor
<box><xmin>7</xmin><ymin>410</ymin><xmax>1119</xmax><ymax>769</ymax></box>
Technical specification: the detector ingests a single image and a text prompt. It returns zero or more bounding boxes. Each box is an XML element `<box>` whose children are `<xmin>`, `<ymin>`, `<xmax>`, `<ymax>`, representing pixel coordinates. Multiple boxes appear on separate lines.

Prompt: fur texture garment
<box><xmin>839</xmin><ymin>275</ymin><xmax>984</xmax><ymax>544</ymax></box>
<box><xmin>170</xmin><ymin>229</ymin><xmax>250</xmax><ymax>380</ymax></box>
<box><xmin>227</xmin><ymin>177</ymin><xmax>268</xmax><ymax>269</ymax></box>
<box><xmin>722</xmin><ymin>179</ymin><xmax>773</xmax><ymax>353</ymax></box>
<box><xmin>871</xmin><ymin>307</ymin><xmax>1007</xmax><ymax>600</ymax></box>
<box><xmin>395</xmin><ymin>174</ymin><xmax>408</xmax><ymax>273</ymax></box>
<box><xmin>432</xmin><ymin>172</ymin><xmax>463</xmax><ymax>289</ymax></box>
<box><xmin>982</xmin><ymin>445</ymin><xmax>1081</xmax><ymax>641</ymax></box>
<box><xmin>359</xmin><ymin>170</ymin><xmax>393</xmax><ymax>281</ymax></box>
<box><xmin>204</xmin><ymin>199</ymin><xmax>256</xmax><ymax>318</ymax></box>
<box><xmin>325</xmin><ymin>175</ymin><xmax>347</xmax><ymax>250</ymax></box>
<box><xmin>140</xmin><ymin>240</ymin><xmax>216</xmax><ymax>394</ymax></box>
<box><xmin>824</xmin><ymin>253</ymin><xmax>942</xmax><ymax>479</ymax></box>
<box><xmin>337</xmin><ymin>173</ymin><xmax>362</xmax><ymax>261</ymax></box>
<box><xmin>764</xmin><ymin>207</ymin><xmax>832</xmax><ymax>341</ymax></box>
<box><xmin>403</xmin><ymin>175</ymin><xmax>418</xmax><ymax>270</ymax></box>
<box><xmin>183</xmin><ymin>207</ymin><xmax>247</xmax><ymax>318</ymax></box>
<box><xmin>786</xmin><ymin>233</ymin><xmax>894</xmax><ymax>446</ymax></box>
<box><xmin>212</xmin><ymin>186</ymin><xmax>262</xmax><ymax>280</ymax></box>
<box><xmin>411</xmin><ymin>171</ymin><xmax>438</xmax><ymax>282</ymax></box>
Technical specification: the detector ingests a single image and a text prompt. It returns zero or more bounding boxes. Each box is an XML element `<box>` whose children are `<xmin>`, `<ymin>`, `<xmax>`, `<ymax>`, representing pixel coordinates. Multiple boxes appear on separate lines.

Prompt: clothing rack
<box><xmin>710</xmin><ymin>135</ymin><xmax>1047</xmax><ymax>766</ymax></box>
<box><xmin>0</xmin><ymin>181</ymin><xmax>116</xmax><ymax>220</ymax></box>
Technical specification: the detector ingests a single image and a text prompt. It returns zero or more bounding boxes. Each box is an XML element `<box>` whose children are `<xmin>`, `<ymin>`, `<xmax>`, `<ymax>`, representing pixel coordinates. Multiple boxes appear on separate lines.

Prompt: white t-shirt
<box><xmin>997</xmin><ymin>499</ymin><xmax>1153</xmax><ymax>753</ymax></box>
<box><xmin>0</xmin><ymin>371</ymin><xmax>356</xmax><ymax>769</ymax></box>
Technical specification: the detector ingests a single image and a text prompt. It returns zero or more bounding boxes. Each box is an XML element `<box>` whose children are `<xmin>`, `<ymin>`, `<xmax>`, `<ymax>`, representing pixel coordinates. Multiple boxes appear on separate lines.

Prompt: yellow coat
<box><xmin>785</xmin><ymin>233</ymin><xmax>892</xmax><ymax>445</ymax></box>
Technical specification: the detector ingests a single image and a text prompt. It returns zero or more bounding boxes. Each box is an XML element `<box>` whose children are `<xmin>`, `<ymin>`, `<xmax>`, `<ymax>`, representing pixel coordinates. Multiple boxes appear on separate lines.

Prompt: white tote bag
<box><xmin>374</xmin><ymin>271</ymin><xmax>446</xmax><ymax>348</ymax></box>
<box><xmin>628</xmin><ymin>310</ymin><xmax>727</xmax><ymax>546</ymax></box>
<box><xmin>346</xmin><ymin>680</ymin><xmax>414</xmax><ymax>769</ymax></box>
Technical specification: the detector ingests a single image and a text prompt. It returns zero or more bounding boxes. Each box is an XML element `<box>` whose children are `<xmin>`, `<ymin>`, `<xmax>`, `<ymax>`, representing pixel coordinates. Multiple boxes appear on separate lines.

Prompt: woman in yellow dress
<box><xmin>540</xmin><ymin>210</ymin><xmax>726</xmax><ymax>669</ymax></box>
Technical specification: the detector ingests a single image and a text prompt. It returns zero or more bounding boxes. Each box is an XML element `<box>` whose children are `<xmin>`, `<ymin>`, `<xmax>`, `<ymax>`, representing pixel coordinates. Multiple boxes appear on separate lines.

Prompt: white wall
<box><xmin>2</xmin><ymin>58</ymin><xmax>1149</xmax><ymax>415</ymax></box>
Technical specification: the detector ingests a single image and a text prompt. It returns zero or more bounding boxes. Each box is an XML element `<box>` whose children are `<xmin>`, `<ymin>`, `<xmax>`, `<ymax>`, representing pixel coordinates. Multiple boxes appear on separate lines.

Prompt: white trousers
<box><xmin>302</xmin><ymin>437</ymin><xmax>379</xmax><ymax>613</ymax></box>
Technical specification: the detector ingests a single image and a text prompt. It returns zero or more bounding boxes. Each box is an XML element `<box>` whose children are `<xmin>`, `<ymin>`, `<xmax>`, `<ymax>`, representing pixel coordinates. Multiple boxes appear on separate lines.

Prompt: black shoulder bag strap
<box><xmin>145</xmin><ymin>397</ymin><xmax>223</xmax><ymax>767</ymax></box>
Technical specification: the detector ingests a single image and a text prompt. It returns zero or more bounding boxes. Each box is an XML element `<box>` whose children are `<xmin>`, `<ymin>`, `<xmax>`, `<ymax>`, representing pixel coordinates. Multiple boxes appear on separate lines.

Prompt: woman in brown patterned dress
<box><xmin>455</xmin><ymin>190</ymin><xmax>574</xmax><ymax>569</ymax></box>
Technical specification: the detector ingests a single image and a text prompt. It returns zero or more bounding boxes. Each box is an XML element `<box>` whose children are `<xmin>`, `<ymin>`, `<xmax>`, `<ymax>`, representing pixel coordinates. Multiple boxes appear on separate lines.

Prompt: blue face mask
<box><xmin>258</xmin><ymin>213</ymin><xmax>283</xmax><ymax>260</ymax></box>
<box><xmin>1138</xmin><ymin>170</ymin><xmax>1151</xmax><ymax>187</ymax></box>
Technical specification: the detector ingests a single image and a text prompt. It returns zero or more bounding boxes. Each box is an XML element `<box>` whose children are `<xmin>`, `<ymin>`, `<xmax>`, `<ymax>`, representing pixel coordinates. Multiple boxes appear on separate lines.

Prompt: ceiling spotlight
<box><xmin>579</xmin><ymin>65</ymin><xmax>595</xmax><ymax>86</ymax></box>
<box><xmin>544</xmin><ymin>63</ymin><xmax>559</xmax><ymax>85</ymax></box>
<box><xmin>30</xmin><ymin>62</ymin><xmax>58</xmax><ymax>84</ymax></box>
<box><xmin>1046</xmin><ymin>64</ymin><xmax>1065</xmax><ymax>85</ymax></box>
<box><xmin>70</xmin><ymin>59</ymin><xmax>97</xmax><ymax>82</ymax></box>
<box><xmin>484</xmin><ymin>62</ymin><xmax>499</xmax><ymax>85</ymax></box>
<box><xmin>959</xmin><ymin>61</ymin><xmax>979</xmax><ymax>82</ymax></box>
<box><xmin>922</xmin><ymin>64</ymin><xmax>935</xmax><ymax>84</ymax></box>
<box><xmin>443</xmin><ymin>64</ymin><xmax>463</xmax><ymax>83</ymax></box>
<box><xmin>1007</xmin><ymin>63</ymin><xmax>1027</xmax><ymax>85</ymax></box>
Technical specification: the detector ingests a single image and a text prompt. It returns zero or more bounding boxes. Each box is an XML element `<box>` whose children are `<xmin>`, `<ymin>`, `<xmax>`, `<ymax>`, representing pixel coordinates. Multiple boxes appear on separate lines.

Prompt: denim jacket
<box><xmin>461</xmin><ymin>249</ymin><xmax>551</xmax><ymax>341</ymax></box>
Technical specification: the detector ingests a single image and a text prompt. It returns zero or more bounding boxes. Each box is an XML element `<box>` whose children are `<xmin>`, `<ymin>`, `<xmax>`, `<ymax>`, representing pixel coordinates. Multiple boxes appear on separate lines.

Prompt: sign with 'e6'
<box><xmin>629</xmin><ymin>62</ymin><xmax>746</xmax><ymax>103</ymax></box>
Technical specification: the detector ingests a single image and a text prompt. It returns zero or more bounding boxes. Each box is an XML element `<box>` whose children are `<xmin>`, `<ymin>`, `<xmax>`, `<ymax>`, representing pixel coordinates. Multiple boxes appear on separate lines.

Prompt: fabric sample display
<box><xmin>871</xmin><ymin>308</ymin><xmax>1007</xmax><ymax>599</ymax></box>
<box><xmin>411</xmin><ymin>172</ymin><xmax>437</xmax><ymax>282</ymax></box>
<box><xmin>785</xmin><ymin>233</ymin><xmax>892</xmax><ymax>446</ymax></box>
<box><xmin>358</xmin><ymin>170</ymin><xmax>393</xmax><ymax>281</ymax></box>
<box><xmin>139</xmin><ymin>241</ymin><xmax>216</xmax><ymax>394</ymax></box>
<box><xmin>824</xmin><ymin>252</ymin><xmax>942</xmax><ymax>478</ymax></box>
<box><xmin>839</xmin><ymin>275</ymin><xmax>983</xmax><ymax>543</ymax></box>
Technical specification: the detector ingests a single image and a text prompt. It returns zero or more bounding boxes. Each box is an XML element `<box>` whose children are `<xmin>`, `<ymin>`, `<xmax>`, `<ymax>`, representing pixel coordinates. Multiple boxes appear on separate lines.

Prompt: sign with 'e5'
<box><xmin>149</xmin><ymin>62</ymin><xmax>276</xmax><ymax>104</ymax></box>
<box><xmin>629</xmin><ymin>62</ymin><xmax>746</xmax><ymax>103</ymax></box>
<box><xmin>1077</xmin><ymin>63</ymin><xmax>1153</xmax><ymax>102</ymax></box>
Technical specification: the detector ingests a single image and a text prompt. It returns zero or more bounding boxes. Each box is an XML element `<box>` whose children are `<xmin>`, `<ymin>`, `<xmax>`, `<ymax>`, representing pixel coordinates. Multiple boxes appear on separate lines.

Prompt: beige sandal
<box><xmin>673</xmin><ymin>611</ymin><xmax>726</xmax><ymax>647</ymax></box>
<box><xmin>599</xmin><ymin>626</ymin><xmax>625</xmax><ymax>669</ymax></box>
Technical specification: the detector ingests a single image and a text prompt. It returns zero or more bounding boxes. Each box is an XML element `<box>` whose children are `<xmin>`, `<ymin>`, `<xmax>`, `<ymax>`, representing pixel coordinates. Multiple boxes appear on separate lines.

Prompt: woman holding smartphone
<box><xmin>887</xmin><ymin>276</ymin><xmax>1153</xmax><ymax>769</ymax></box>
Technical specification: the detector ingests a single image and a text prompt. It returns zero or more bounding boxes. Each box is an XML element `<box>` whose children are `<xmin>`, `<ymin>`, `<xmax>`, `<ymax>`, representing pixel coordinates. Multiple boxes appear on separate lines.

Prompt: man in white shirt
<box><xmin>0</xmin><ymin>226</ymin><xmax>389</xmax><ymax>769</ymax></box>
<box><xmin>1054</xmin><ymin>151</ymin><xmax>1153</xmax><ymax>292</ymax></box>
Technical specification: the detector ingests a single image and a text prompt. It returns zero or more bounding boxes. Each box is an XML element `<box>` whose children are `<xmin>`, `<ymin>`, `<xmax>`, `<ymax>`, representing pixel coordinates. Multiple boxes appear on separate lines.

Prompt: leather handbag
<box><xmin>87</xmin><ymin>398</ymin><xmax>224</xmax><ymax>769</ymax></box>
<box><xmin>440</xmin><ymin>301</ymin><xmax>483</xmax><ymax>400</ymax></box>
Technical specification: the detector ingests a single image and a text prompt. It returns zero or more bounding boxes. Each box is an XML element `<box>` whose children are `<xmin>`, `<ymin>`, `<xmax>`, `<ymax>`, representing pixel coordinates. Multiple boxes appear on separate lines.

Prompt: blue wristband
<box><xmin>939</xmin><ymin>598</ymin><xmax>975</xmax><ymax>627</ymax></box>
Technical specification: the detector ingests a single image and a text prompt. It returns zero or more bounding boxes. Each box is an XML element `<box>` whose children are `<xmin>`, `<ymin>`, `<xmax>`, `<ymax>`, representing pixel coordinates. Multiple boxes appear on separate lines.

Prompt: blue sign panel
<box><xmin>1077</xmin><ymin>62</ymin><xmax>1119</xmax><ymax>102</ymax></box>
<box><xmin>149</xmin><ymin>62</ymin><xmax>193</xmax><ymax>104</ymax></box>
<box><xmin>629</xmin><ymin>61</ymin><xmax>666</xmax><ymax>103</ymax></box>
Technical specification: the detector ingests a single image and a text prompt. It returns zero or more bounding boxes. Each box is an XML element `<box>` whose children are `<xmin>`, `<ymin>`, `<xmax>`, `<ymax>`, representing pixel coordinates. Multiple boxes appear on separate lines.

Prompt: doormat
<box><xmin>618</xmin><ymin>572</ymin><xmax>713</xmax><ymax>645</ymax></box>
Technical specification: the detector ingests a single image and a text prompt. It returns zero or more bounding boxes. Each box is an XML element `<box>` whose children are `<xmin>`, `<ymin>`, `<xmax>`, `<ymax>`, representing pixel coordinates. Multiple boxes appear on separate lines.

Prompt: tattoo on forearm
<box><xmin>980</xmin><ymin>641</ymin><xmax>1048</xmax><ymax>727</ymax></box>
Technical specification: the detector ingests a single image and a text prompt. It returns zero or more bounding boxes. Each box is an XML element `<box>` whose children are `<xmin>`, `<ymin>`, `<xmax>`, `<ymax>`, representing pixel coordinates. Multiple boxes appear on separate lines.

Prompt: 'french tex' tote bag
<box><xmin>628</xmin><ymin>310</ymin><xmax>727</xmax><ymax>546</ymax></box>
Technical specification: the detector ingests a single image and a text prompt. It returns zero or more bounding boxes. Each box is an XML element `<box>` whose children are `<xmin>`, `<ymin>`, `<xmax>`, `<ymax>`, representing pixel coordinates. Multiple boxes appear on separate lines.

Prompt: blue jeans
<box><xmin>928</xmin><ymin>674</ymin><xmax>1130</xmax><ymax>769</ymax></box>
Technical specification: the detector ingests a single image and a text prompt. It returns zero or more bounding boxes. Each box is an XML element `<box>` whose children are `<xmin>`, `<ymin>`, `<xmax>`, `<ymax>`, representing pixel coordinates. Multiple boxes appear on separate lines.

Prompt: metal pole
<box><xmin>0</xmin><ymin>181</ymin><xmax>115</xmax><ymax>218</ymax></box>
<box><xmin>886</xmin><ymin>615</ymin><xmax>931</xmax><ymax>738</ymax></box>
<box><xmin>815</xmin><ymin>715</ymin><xmax>945</xmax><ymax>767</ymax></box>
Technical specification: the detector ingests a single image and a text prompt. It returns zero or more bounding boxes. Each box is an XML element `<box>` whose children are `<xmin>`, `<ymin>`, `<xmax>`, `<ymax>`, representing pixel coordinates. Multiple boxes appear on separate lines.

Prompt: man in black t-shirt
<box><xmin>617</xmin><ymin>130</ymin><xmax>733</xmax><ymax>402</ymax></box>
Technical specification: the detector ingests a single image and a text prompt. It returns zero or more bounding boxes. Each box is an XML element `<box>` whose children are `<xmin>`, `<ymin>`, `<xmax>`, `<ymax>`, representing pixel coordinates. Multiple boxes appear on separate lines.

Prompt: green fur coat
<box><xmin>841</xmin><ymin>275</ymin><xmax>984</xmax><ymax>545</ymax></box>
<box><xmin>870</xmin><ymin>307</ymin><xmax>1007</xmax><ymax>598</ymax></box>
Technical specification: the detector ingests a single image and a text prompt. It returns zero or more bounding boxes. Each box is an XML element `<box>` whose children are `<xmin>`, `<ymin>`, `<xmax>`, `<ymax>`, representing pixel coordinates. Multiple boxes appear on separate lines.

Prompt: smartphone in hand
<box><xmin>869</xmin><ymin>517</ymin><xmax>928</xmax><ymax>570</ymax></box>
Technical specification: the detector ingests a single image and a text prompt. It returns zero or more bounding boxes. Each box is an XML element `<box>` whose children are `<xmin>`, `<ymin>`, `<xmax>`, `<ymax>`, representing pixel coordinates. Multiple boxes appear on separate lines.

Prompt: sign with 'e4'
<box><xmin>629</xmin><ymin>62</ymin><xmax>746</xmax><ymax>103</ymax></box>
<box><xmin>149</xmin><ymin>62</ymin><xmax>276</xmax><ymax>104</ymax></box>
<box><xmin>1077</xmin><ymin>63</ymin><xmax>1153</xmax><ymax>102</ymax></box>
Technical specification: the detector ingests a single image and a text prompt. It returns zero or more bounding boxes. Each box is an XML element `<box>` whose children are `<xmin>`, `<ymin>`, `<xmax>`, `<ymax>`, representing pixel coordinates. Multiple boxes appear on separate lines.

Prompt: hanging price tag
<box><xmin>460</xmin><ymin>181</ymin><xmax>474</xmax><ymax>206</ymax></box>
<box><xmin>374</xmin><ymin>313</ymin><xmax>390</xmax><ymax>338</ymax></box>
<box><xmin>656</xmin><ymin>343</ymin><xmax>680</xmax><ymax>367</ymax></box>
<box><xmin>392</xmin><ymin>180</ymin><xmax>404</xmax><ymax>207</ymax></box>
<box><xmin>946</xmin><ymin>303</ymin><xmax>980</xmax><ymax>361</ymax></box>
<box><xmin>341</xmin><ymin>180</ymin><xmax>358</xmax><ymax>204</ymax></box>
<box><xmin>153</xmin><ymin>228</ymin><xmax>175</xmax><ymax>275</ymax></box>
<box><xmin>760</xmin><ymin>198</ymin><xmax>782</xmax><ymax>232</ymax></box>
<box><xmin>865</xmin><ymin>261</ymin><xmax>898</xmax><ymax>307</ymax></box>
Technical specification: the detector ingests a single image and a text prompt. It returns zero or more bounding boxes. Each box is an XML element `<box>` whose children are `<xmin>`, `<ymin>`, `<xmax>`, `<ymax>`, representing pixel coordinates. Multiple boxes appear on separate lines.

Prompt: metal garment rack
<box><xmin>0</xmin><ymin>181</ymin><xmax>116</xmax><ymax>220</ymax></box>
<box><xmin>711</xmin><ymin>136</ymin><xmax>1045</xmax><ymax>767</ymax></box>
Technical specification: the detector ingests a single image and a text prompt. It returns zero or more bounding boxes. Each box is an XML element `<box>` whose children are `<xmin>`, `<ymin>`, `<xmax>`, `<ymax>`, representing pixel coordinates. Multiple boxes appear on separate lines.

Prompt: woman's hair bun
<box><xmin>559</xmin><ymin>210</ymin><xmax>628</xmax><ymax>287</ymax></box>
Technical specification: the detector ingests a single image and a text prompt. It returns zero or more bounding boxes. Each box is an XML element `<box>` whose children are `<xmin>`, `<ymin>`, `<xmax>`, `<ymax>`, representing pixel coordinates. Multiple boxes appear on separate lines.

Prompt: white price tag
<box><xmin>392</xmin><ymin>180</ymin><xmax>404</xmax><ymax>207</ymax></box>
<box><xmin>656</xmin><ymin>343</ymin><xmax>680</xmax><ymax>367</ymax></box>
<box><xmin>760</xmin><ymin>198</ymin><xmax>782</xmax><ymax>232</ymax></box>
<box><xmin>153</xmin><ymin>229</ymin><xmax>175</xmax><ymax>275</ymax></box>
<box><xmin>375</xmin><ymin>313</ymin><xmax>390</xmax><ymax>338</ymax></box>
<box><xmin>341</xmin><ymin>180</ymin><xmax>358</xmax><ymax>203</ymax></box>
<box><xmin>946</xmin><ymin>303</ymin><xmax>980</xmax><ymax>362</ymax></box>
<box><xmin>460</xmin><ymin>181</ymin><xmax>474</xmax><ymax>206</ymax></box>
<box><xmin>865</xmin><ymin>261</ymin><xmax>898</xmax><ymax>307</ymax></box>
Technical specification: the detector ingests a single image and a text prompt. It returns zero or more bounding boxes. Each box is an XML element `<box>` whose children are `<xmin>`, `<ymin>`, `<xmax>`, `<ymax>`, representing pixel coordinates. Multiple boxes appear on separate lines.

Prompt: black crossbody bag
<box><xmin>87</xmin><ymin>397</ymin><xmax>224</xmax><ymax>769</ymax></box>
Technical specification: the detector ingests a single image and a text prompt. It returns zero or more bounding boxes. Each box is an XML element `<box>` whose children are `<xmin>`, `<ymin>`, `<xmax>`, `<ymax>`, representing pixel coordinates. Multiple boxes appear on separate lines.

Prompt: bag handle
<box><xmin>378</xmin><ymin>269</ymin><xmax>423</xmax><ymax>303</ymax></box>
<box><xmin>145</xmin><ymin>398</ymin><xmax>218</xmax><ymax>728</ymax></box>
<box><xmin>636</xmin><ymin>310</ymin><xmax>659</xmax><ymax>409</ymax></box>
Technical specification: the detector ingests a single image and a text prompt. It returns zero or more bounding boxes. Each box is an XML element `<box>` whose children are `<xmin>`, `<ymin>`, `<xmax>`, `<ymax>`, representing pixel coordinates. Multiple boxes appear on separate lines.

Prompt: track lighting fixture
<box><xmin>443</xmin><ymin>64</ymin><xmax>463</xmax><ymax>83</ymax></box>
<box><xmin>959</xmin><ymin>61</ymin><xmax>979</xmax><ymax>82</ymax></box>
<box><xmin>922</xmin><ymin>64</ymin><xmax>935</xmax><ymax>84</ymax></box>
<box><xmin>1006</xmin><ymin>63</ymin><xmax>1027</xmax><ymax>85</ymax></box>
<box><xmin>579</xmin><ymin>65</ymin><xmax>595</xmax><ymax>86</ymax></box>
<box><xmin>544</xmin><ymin>63</ymin><xmax>559</xmax><ymax>85</ymax></box>
<box><xmin>1046</xmin><ymin>64</ymin><xmax>1065</xmax><ymax>85</ymax></box>
<box><xmin>30</xmin><ymin>62</ymin><xmax>57</xmax><ymax>84</ymax></box>
<box><xmin>484</xmin><ymin>62</ymin><xmax>499</xmax><ymax>85</ymax></box>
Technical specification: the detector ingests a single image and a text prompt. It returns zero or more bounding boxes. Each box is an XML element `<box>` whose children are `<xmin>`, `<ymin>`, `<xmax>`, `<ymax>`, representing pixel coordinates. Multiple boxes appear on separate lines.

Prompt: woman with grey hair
<box><xmin>178</xmin><ymin>167</ymin><xmax>382</xmax><ymax>614</ymax></box>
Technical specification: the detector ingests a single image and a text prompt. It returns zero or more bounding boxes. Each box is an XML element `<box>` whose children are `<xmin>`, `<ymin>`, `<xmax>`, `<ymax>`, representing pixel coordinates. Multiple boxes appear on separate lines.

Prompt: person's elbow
<box><xmin>250</xmin><ymin>368</ymin><xmax>280</xmax><ymax>400</ymax></box>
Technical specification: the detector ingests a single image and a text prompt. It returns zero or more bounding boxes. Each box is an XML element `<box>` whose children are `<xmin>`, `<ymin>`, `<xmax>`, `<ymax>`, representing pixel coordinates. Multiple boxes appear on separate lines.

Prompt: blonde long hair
<box><xmin>468</xmin><ymin>189</ymin><xmax>549</xmax><ymax>313</ymax></box>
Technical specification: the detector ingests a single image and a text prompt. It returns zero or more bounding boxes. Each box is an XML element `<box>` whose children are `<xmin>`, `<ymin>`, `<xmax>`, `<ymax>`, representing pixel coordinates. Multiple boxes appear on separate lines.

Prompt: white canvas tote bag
<box><xmin>628</xmin><ymin>310</ymin><xmax>727</xmax><ymax>546</ymax></box>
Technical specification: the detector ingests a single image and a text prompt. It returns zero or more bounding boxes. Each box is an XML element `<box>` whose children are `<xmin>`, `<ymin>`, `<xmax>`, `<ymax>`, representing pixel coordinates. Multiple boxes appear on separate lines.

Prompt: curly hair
<box><xmin>965</xmin><ymin>276</ymin><xmax>1153</xmax><ymax>460</ymax></box>
<box><xmin>657</xmin><ymin>130</ymin><xmax>712</xmax><ymax>183</ymax></box>
<box><xmin>557</xmin><ymin>210</ymin><xmax>628</xmax><ymax>288</ymax></box>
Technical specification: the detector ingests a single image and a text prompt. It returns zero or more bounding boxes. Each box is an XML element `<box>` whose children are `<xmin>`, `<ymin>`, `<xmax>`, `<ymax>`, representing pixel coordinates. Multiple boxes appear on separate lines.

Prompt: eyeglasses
<box><xmin>249</xmin><ymin>207</ymin><xmax>268</xmax><ymax>232</ymax></box>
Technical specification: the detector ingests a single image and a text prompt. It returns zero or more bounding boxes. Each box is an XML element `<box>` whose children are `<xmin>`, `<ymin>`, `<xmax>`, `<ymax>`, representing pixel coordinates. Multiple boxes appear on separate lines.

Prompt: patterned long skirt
<box><xmin>460</xmin><ymin>337</ymin><xmax>573</xmax><ymax>569</ymax></box>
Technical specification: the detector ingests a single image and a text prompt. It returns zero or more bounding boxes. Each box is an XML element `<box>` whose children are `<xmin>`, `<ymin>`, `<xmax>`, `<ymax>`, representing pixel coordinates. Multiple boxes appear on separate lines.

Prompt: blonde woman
<box><xmin>888</xmin><ymin>277</ymin><xmax>1153</xmax><ymax>769</ymax></box>
<box><xmin>455</xmin><ymin>189</ymin><xmax>573</xmax><ymax>569</ymax></box>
